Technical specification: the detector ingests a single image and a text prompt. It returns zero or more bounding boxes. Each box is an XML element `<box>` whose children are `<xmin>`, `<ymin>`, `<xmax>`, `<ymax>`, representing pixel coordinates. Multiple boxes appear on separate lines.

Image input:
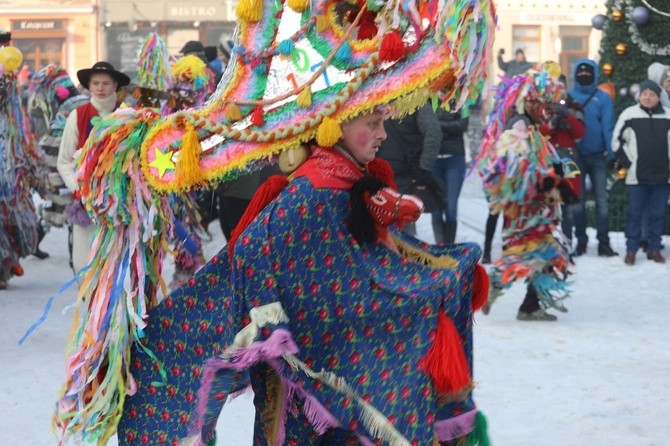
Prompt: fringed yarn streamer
<box><xmin>136</xmin><ymin>32</ymin><xmax>171</xmax><ymax>91</ymax></box>
<box><xmin>236</xmin><ymin>0</ymin><xmax>263</xmax><ymax>22</ymax></box>
<box><xmin>467</xmin><ymin>412</ymin><xmax>491</xmax><ymax>446</ymax></box>
<box><xmin>379</xmin><ymin>29</ymin><xmax>405</xmax><ymax>62</ymax></box>
<box><xmin>418</xmin><ymin>312</ymin><xmax>471</xmax><ymax>394</ymax></box>
<box><xmin>288</xmin><ymin>0</ymin><xmax>310</xmax><ymax>12</ymax></box>
<box><xmin>296</xmin><ymin>86</ymin><xmax>312</xmax><ymax>108</ymax></box>
<box><xmin>472</xmin><ymin>264</ymin><xmax>489</xmax><ymax>312</ymax></box>
<box><xmin>315</xmin><ymin>117</ymin><xmax>342</xmax><ymax>147</ymax></box>
<box><xmin>315</xmin><ymin>15</ymin><xmax>330</xmax><ymax>33</ymax></box>
<box><xmin>227</xmin><ymin>175</ymin><xmax>289</xmax><ymax>259</ymax></box>
<box><xmin>251</xmin><ymin>105</ymin><xmax>264</xmax><ymax>126</ymax></box>
<box><xmin>175</xmin><ymin>122</ymin><xmax>208</xmax><ymax>189</ymax></box>
<box><xmin>225</xmin><ymin>103</ymin><xmax>242</xmax><ymax>121</ymax></box>
<box><xmin>53</xmin><ymin>109</ymin><xmax>173</xmax><ymax>445</ymax></box>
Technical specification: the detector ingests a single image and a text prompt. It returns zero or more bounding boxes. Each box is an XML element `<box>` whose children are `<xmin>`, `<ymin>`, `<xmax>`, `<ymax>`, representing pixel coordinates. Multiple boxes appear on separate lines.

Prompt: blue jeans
<box><xmin>431</xmin><ymin>155</ymin><xmax>466</xmax><ymax>224</ymax></box>
<box><xmin>571</xmin><ymin>153</ymin><xmax>611</xmax><ymax>247</ymax></box>
<box><xmin>625</xmin><ymin>184</ymin><xmax>670</xmax><ymax>253</ymax></box>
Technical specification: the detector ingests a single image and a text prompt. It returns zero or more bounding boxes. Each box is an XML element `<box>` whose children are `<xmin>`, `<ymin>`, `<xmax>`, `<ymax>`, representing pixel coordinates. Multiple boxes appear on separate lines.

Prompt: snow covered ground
<box><xmin>2</xmin><ymin>183</ymin><xmax>669</xmax><ymax>445</ymax></box>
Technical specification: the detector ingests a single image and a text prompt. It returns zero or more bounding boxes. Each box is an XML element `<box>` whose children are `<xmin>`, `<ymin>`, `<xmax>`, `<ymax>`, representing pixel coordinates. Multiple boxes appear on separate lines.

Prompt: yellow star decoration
<box><xmin>149</xmin><ymin>148</ymin><xmax>175</xmax><ymax>179</ymax></box>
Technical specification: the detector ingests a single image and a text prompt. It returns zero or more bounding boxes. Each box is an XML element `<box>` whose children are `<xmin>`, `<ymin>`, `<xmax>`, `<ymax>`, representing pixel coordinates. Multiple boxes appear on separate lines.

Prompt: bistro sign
<box><xmin>167</xmin><ymin>4</ymin><xmax>218</xmax><ymax>18</ymax></box>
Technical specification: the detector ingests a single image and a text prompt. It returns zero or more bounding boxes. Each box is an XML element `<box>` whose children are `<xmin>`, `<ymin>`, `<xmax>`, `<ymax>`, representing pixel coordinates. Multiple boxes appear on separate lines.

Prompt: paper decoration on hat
<box><xmin>120</xmin><ymin>33</ymin><xmax>172</xmax><ymax>109</ymax></box>
<box><xmin>131</xmin><ymin>0</ymin><xmax>497</xmax><ymax>193</ymax></box>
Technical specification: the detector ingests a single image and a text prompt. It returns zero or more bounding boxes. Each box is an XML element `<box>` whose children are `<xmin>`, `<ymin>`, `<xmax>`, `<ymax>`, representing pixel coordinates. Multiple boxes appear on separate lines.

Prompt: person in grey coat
<box><xmin>497</xmin><ymin>48</ymin><xmax>533</xmax><ymax>78</ymax></box>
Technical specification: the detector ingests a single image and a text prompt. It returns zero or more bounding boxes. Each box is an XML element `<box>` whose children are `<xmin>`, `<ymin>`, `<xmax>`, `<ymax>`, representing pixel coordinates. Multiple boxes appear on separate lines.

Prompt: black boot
<box><xmin>444</xmin><ymin>221</ymin><xmax>457</xmax><ymax>244</ymax></box>
<box><xmin>33</xmin><ymin>223</ymin><xmax>49</xmax><ymax>260</ymax></box>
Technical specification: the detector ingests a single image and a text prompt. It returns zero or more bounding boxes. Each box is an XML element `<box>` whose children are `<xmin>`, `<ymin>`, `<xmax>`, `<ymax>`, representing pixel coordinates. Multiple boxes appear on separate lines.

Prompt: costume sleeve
<box><xmin>416</xmin><ymin>104</ymin><xmax>442</xmax><ymax>171</ymax></box>
<box><xmin>566</xmin><ymin>113</ymin><xmax>585</xmax><ymax>140</ymax></box>
<box><xmin>57</xmin><ymin>109</ymin><xmax>80</xmax><ymax>193</ymax></box>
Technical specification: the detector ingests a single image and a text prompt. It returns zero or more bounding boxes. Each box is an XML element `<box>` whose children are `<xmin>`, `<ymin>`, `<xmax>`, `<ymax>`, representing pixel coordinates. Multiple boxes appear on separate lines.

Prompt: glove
<box><xmin>552</xmin><ymin>162</ymin><xmax>564</xmax><ymax>178</ymax></box>
<box><xmin>537</xmin><ymin>176</ymin><xmax>556</xmax><ymax>193</ymax></box>
<box><xmin>411</xmin><ymin>168</ymin><xmax>435</xmax><ymax>185</ymax></box>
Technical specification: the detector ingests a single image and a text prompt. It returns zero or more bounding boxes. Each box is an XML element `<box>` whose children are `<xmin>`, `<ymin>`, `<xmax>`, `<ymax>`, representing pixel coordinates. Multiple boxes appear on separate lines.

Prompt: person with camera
<box><xmin>539</xmin><ymin>89</ymin><xmax>586</xmax><ymax>245</ymax></box>
<box><xmin>497</xmin><ymin>48</ymin><xmax>533</xmax><ymax>78</ymax></box>
<box><xmin>377</xmin><ymin>102</ymin><xmax>442</xmax><ymax>235</ymax></box>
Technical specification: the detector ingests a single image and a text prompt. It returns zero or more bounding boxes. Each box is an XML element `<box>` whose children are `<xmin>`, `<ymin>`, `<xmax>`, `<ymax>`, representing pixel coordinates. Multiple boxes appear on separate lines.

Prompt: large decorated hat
<box><xmin>120</xmin><ymin>32</ymin><xmax>172</xmax><ymax>108</ymax></box>
<box><xmin>137</xmin><ymin>0</ymin><xmax>497</xmax><ymax>192</ymax></box>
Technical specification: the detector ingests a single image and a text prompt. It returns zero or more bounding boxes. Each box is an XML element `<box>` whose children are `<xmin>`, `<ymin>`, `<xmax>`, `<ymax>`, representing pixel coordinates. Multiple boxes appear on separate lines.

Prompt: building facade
<box><xmin>0</xmin><ymin>0</ymin><xmax>99</xmax><ymax>77</ymax></box>
<box><xmin>494</xmin><ymin>0</ymin><xmax>607</xmax><ymax>87</ymax></box>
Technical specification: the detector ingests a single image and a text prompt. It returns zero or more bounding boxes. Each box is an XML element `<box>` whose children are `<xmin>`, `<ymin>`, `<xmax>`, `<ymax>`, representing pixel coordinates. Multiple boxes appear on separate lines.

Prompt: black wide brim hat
<box><xmin>77</xmin><ymin>61</ymin><xmax>130</xmax><ymax>91</ymax></box>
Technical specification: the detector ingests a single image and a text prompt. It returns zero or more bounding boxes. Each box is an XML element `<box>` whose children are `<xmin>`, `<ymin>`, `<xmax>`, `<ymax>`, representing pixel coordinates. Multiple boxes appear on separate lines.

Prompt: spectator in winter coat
<box><xmin>612</xmin><ymin>80</ymin><xmax>670</xmax><ymax>265</ymax></box>
<box><xmin>57</xmin><ymin>62</ymin><xmax>129</xmax><ymax>276</ymax></box>
<box><xmin>377</xmin><ymin>102</ymin><xmax>442</xmax><ymax>235</ymax></box>
<box><xmin>432</xmin><ymin>106</ymin><xmax>468</xmax><ymax>244</ymax></box>
<box><xmin>497</xmin><ymin>48</ymin><xmax>533</xmax><ymax>78</ymax></box>
<box><xmin>567</xmin><ymin>59</ymin><xmax>618</xmax><ymax>257</ymax></box>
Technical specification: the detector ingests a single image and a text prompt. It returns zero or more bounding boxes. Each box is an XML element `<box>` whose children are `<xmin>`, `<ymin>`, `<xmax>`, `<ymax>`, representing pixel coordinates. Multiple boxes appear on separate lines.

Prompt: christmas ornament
<box><xmin>591</xmin><ymin>14</ymin><xmax>607</xmax><ymax>30</ymax></box>
<box><xmin>612</xmin><ymin>9</ymin><xmax>623</xmax><ymax>22</ymax></box>
<box><xmin>619</xmin><ymin>87</ymin><xmax>628</xmax><ymax>97</ymax></box>
<box><xmin>615</xmin><ymin>43</ymin><xmax>627</xmax><ymax>55</ymax></box>
<box><xmin>631</xmin><ymin>6</ymin><xmax>650</xmax><ymax>25</ymax></box>
<box><xmin>629</xmin><ymin>83</ymin><xmax>640</xmax><ymax>96</ymax></box>
<box><xmin>598</xmin><ymin>81</ymin><xmax>616</xmax><ymax>100</ymax></box>
<box><xmin>602</xmin><ymin>63</ymin><xmax>614</xmax><ymax>76</ymax></box>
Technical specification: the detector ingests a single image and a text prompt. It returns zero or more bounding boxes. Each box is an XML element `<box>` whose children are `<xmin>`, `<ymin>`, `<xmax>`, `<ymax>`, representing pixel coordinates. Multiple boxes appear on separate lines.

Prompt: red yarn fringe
<box><xmin>251</xmin><ymin>105</ymin><xmax>264</xmax><ymax>126</ymax></box>
<box><xmin>379</xmin><ymin>30</ymin><xmax>406</xmax><ymax>62</ymax></box>
<box><xmin>357</xmin><ymin>21</ymin><xmax>378</xmax><ymax>40</ymax></box>
<box><xmin>227</xmin><ymin>175</ymin><xmax>289</xmax><ymax>260</ymax></box>
<box><xmin>472</xmin><ymin>264</ymin><xmax>490</xmax><ymax>312</ymax></box>
<box><xmin>418</xmin><ymin>312</ymin><xmax>471</xmax><ymax>394</ymax></box>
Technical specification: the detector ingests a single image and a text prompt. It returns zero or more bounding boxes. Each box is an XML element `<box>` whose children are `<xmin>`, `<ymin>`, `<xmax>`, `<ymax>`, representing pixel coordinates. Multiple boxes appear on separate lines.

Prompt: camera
<box><xmin>549</xmin><ymin>100</ymin><xmax>570</xmax><ymax>129</ymax></box>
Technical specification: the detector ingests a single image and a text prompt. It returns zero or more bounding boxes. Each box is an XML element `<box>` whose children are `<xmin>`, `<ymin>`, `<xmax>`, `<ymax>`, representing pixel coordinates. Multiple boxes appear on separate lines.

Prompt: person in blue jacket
<box><xmin>567</xmin><ymin>59</ymin><xmax>618</xmax><ymax>257</ymax></box>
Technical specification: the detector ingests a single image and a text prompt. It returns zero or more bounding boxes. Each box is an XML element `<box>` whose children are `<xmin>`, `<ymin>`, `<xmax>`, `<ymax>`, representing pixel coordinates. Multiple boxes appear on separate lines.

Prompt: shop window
<box><xmin>15</xmin><ymin>38</ymin><xmax>64</xmax><ymax>72</ymax></box>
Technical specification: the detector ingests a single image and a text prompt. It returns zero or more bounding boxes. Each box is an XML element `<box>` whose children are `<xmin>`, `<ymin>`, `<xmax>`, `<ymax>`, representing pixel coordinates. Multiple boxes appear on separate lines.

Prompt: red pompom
<box><xmin>366</xmin><ymin>157</ymin><xmax>397</xmax><ymax>190</ymax></box>
<box><xmin>228</xmin><ymin>175</ymin><xmax>289</xmax><ymax>260</ymax></box>
<box><xmin>379</xmin><ymin>30</ymin><xmax>406</xmax><ymax>62</ymax></box>
<box><xmin>418</xmin><ymin>312</ymin><xmax>471</xmax><ymax>394</ymax></box>
<box><xmin>472</xmin><ymin>264</ymin><xmax>490</xmax><ymax>312</ymax></box>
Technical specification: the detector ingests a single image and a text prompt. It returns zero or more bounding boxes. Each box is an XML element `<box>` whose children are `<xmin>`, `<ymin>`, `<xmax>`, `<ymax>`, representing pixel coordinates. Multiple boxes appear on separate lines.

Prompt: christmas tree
<box><xmin>595</xmin><ymin>0</ymin><xmax>670</xmax><ymax>115</ymax></box>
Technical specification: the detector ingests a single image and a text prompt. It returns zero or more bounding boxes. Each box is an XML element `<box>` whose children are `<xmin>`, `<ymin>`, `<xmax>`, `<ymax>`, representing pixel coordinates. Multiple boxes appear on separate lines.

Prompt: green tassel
<box><xmin>467</xmin><ymin>411</ymin><xmax>490</xmax><ymax>446</ymax></box>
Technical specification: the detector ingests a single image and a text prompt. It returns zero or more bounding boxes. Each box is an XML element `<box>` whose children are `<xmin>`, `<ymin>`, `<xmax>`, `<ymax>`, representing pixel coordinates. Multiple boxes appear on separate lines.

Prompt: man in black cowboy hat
<box><xmin>57</xmin><ymin>61</ymin><xmax>129</xmax><ymax>277</ymax></box>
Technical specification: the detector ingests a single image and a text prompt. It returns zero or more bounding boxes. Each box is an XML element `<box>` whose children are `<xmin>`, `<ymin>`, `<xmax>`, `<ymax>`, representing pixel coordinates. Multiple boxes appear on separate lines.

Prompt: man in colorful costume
<box><xmin>473</xmin><ymin>67</ymin><xmax>574</xmax><ymax>320</ymax></box>
<box><xmin>32</xmin><ymin>0</ymin><xmax>497</xmax><ymax>444</ymax></box>
<box><xmin>0</xmin><ymin>38</ymin><xmax>42</xmax><ymax>288</ymax></box>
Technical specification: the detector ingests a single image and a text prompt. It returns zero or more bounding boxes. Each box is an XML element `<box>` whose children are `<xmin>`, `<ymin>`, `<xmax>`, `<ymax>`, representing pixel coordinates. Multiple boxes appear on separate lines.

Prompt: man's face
<box><xmin>515</xmin><ymin>52</ymin><xmax>525</xmax><ymax>62</ymax></box>
<box><xmin>88</xmin><ymin>73</ymin><xmax>117</xmax><ymax>100</ymax></box>
<box><xmin>339</xmin><ymin>111</ymin><xmax>387</xmax><ymax>166</ymax></box>
<box><xmin>640</xmin><ymin>89</ymin><xmax>660</xmax><ymax>109</ymax></box>
<box><xmin>663</xmin><ymin>78</ymin><xmax>670</xmax><ymax>95</ymax></box>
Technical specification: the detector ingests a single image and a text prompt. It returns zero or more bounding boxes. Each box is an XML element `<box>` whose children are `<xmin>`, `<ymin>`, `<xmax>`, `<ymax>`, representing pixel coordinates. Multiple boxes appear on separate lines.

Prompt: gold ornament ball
<box><xmin>615</xmin><ymin>43</ymin><xmax>627</xmax><ymax>55</ymax></box>
<box><xmin>612</xmin><ymin>10</ymin><xmax>623</xmax><ymax>22</ymax></box>
<box><xmin>602</xmin><ymin>63</ymin><xmax>614</xmax><ymax>76</ymax></box>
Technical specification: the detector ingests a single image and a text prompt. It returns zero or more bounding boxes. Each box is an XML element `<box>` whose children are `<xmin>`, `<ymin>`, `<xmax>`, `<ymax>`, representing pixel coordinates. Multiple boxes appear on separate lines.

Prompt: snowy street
<box><xmin>2</xmin><ymin>190</ymin><xmax>669</xmax><ymax>446</ymax></box>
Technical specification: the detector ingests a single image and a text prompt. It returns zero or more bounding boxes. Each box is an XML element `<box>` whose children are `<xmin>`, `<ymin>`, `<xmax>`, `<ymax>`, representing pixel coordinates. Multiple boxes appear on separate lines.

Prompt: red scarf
<box><xmin>293</xmin><ymin>146</ymin><xmax>365</xmax><ymax>189</ymax></box>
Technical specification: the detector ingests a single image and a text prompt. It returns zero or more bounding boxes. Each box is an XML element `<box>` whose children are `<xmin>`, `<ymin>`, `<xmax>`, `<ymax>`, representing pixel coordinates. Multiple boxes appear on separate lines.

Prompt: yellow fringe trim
<box><xmin>288</xmin><ymin>0</ymin><xmax>309</xmax><ymax>13</ymax></box>
<box><xmin>393</xmin><ymin>236</ymin><xmax>458</xmax><ymax>269</ymax></box>
<box><xmin>225</xmin><ymin>103</ymin><xmax>243</xmax><ymax>121</ymax></box>
<box><xmin>316</xmin><ymin>15</ymin><xmax>330</xmax><ymax>33</ymax></box>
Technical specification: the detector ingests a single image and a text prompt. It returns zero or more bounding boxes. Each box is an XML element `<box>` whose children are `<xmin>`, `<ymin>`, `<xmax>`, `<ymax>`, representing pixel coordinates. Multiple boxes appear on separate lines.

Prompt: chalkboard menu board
<box><xmin>105</xmin><ymin>27</ymin><xmax>155</xmax><ymax>80</ymax></box>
